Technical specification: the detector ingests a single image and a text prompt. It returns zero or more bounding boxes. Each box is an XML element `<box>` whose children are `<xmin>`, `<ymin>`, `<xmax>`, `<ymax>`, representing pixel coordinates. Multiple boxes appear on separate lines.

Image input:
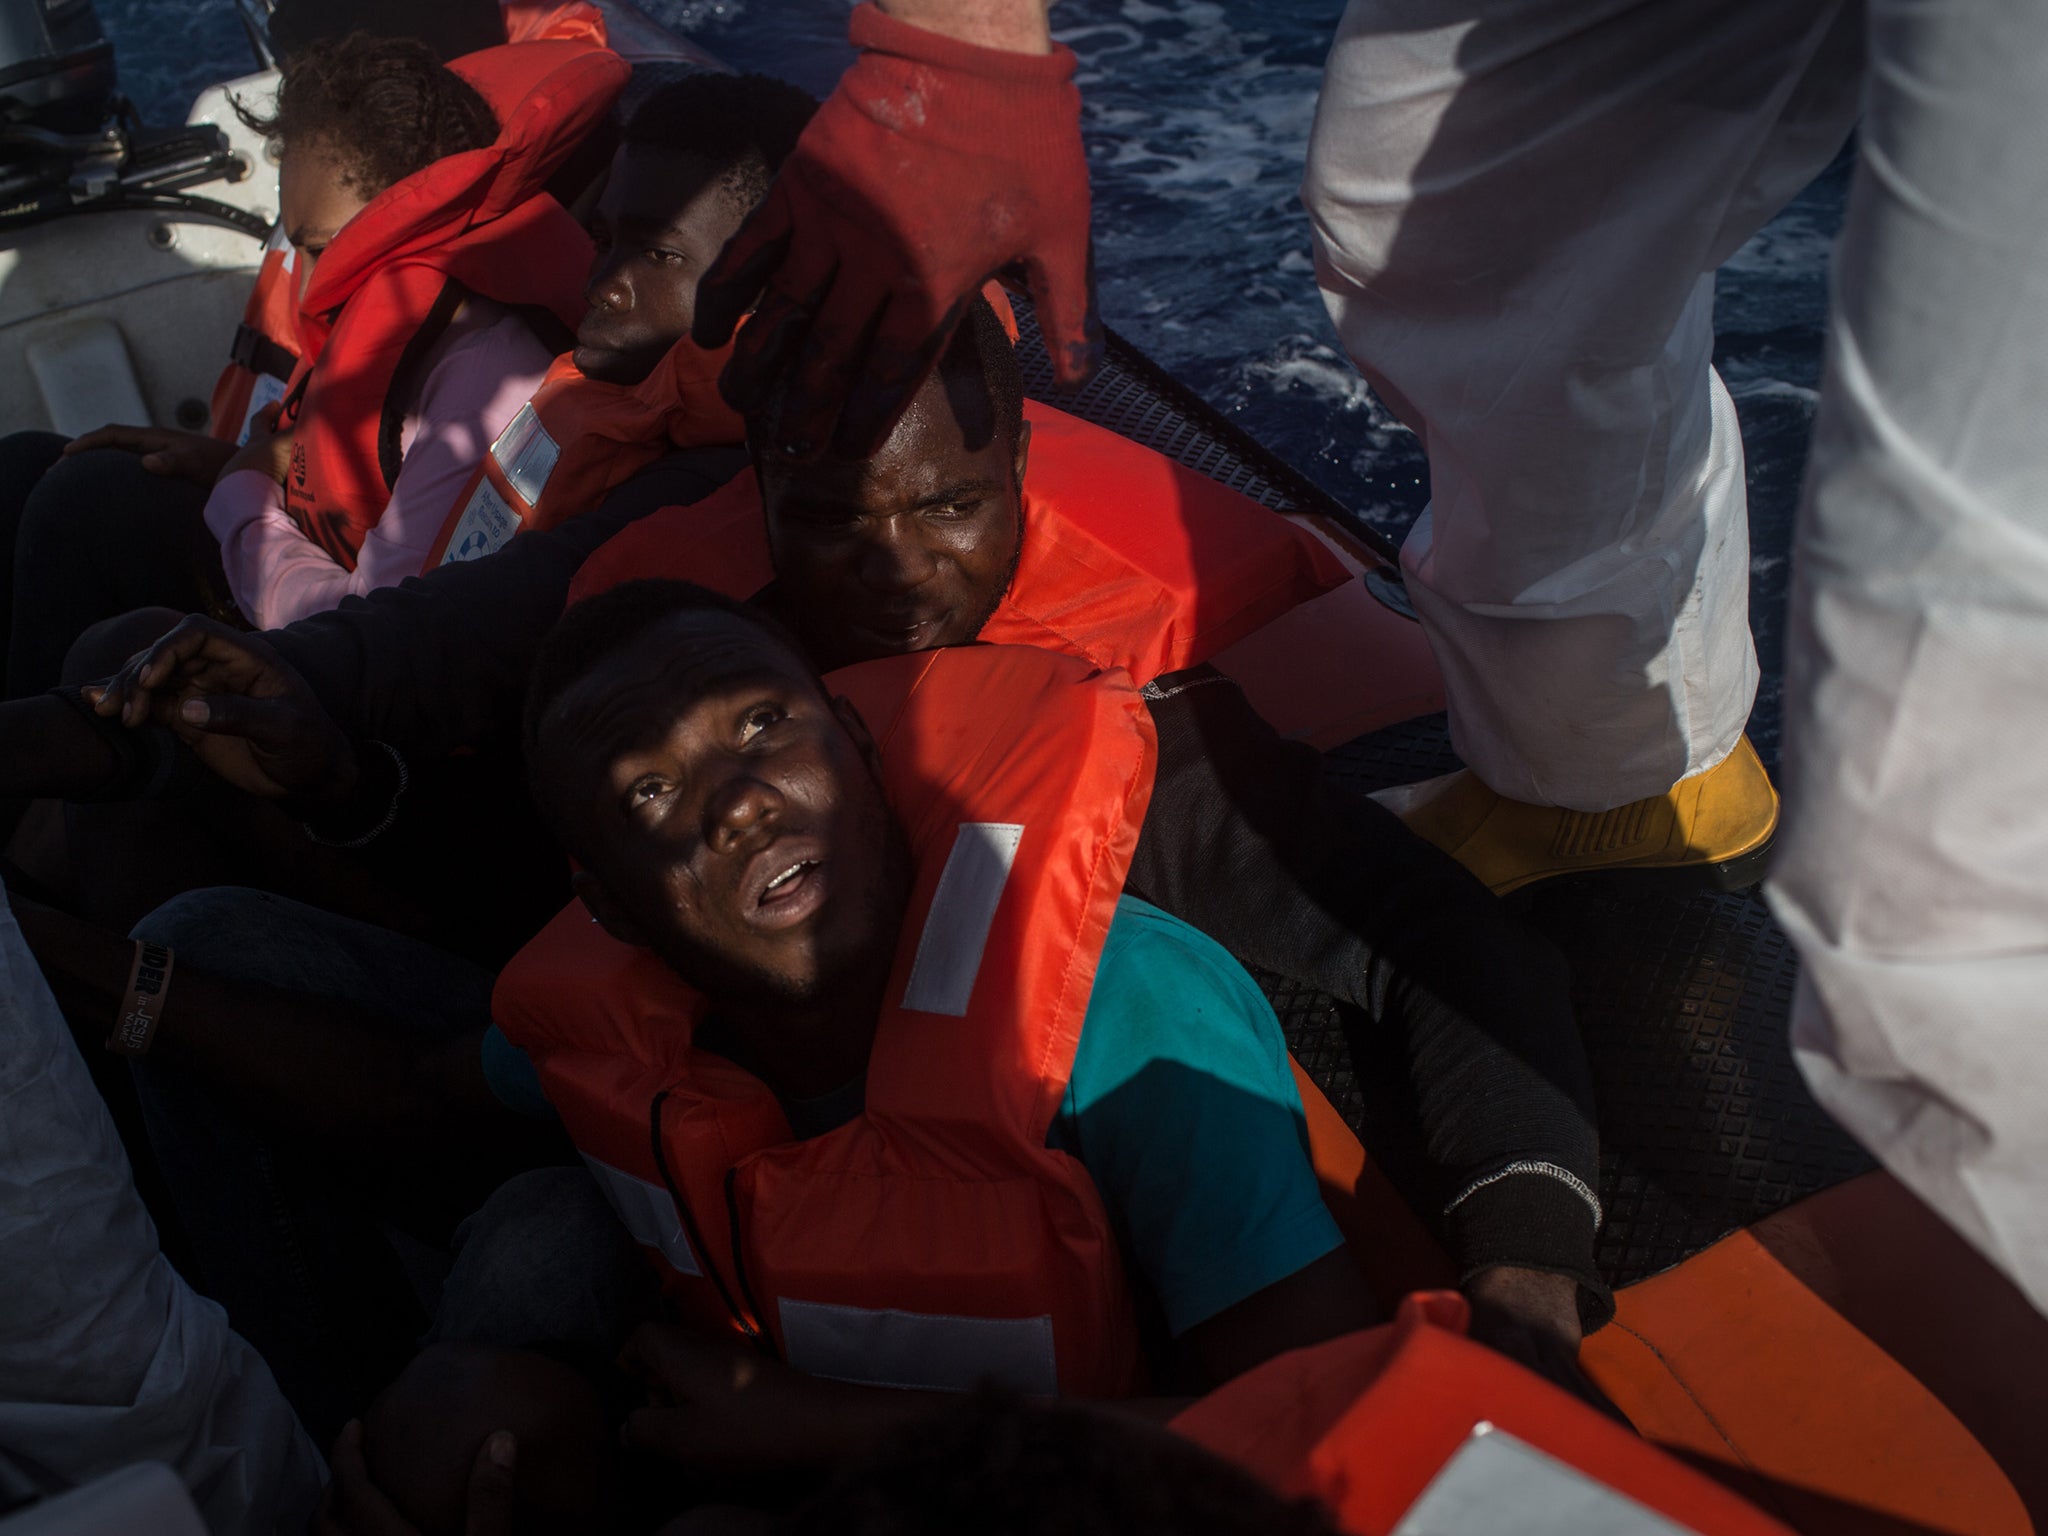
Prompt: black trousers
<box><xmin>0</xmin><ymin>431</ymin><xmax>235</xmax><ymax>700</ymax></box>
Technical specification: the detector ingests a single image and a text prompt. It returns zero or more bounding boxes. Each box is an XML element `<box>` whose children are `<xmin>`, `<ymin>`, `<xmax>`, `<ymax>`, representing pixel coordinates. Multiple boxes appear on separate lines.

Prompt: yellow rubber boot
<box><xmin>1372</xmin><ymin>737</ymin><xmax>1779</xmax><ymax>897</ymax></box>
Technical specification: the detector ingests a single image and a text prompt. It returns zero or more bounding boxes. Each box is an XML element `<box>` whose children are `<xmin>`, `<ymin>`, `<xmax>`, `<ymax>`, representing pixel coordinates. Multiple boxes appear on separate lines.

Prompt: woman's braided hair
<box><xmin>236</xmin><ymin>32</ymin><xmax>499</xmax><ymax>199</ymax></box>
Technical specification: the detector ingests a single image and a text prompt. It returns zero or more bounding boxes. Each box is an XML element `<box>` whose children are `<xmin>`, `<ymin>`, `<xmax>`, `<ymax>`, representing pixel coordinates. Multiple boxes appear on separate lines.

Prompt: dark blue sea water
<box><xmin>103</xmin><ymin>0</ymin><xmax>1847</xmax><ymax>765</ymax></box>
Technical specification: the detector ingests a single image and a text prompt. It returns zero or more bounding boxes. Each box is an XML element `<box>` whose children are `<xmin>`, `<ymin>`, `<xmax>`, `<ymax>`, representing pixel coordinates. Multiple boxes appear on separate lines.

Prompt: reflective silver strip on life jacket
<box><xmin>1390</xmin><ymin>1425</ymin><xmax>1701</xmax><ymax>1536</ymax></box>
<box><xmin>901</xmin><ymin>822</ymin><xmax>1024</xmax><ymax>1016</ymax></box>
<box><xmin>778</xmin><ymin>1299</ymin><xmax>1057</xmax><ymax>1394</ymax></box>
<box><xmin>438</xmin><ymin>477</ymin><xmax>520</xmax><ymax>565</ymax></box>
<box><xmin>489</xmin><ymin>402</ymin><xmax>560</xmax><ymax>506</ymax></box>
<box><xmin>580</xmin><ymin>1153</ymin><xmax>701</xmax><ymax>1277</ymax></box>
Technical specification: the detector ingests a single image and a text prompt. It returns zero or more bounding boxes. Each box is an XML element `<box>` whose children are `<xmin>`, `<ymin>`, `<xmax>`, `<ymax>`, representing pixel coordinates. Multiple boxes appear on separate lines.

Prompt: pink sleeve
<box><xmin>204</xmin><ymin>310</ymin><xmax>556</xmax><ymax>629</ymax></box>
<box><xmin>204</xmin><ymin>470</ymin><xmax>330</xmax><ymax>630</ymax></box>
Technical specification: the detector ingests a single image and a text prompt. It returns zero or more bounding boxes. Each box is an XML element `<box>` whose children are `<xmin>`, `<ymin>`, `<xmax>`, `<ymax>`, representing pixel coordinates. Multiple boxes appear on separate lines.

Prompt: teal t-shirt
<box><xmin>481</xmin><ymin>895</ymin><xmax>1342</xmax><ymax>1337</ymax></box>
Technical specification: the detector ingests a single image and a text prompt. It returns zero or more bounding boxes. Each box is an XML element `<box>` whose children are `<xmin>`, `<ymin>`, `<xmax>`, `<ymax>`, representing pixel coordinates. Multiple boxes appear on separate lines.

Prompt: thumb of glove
<box><xmin>1026</xmin><ymin>232</ymin><xmax>1102</xmax><ymax>387</ymax></box>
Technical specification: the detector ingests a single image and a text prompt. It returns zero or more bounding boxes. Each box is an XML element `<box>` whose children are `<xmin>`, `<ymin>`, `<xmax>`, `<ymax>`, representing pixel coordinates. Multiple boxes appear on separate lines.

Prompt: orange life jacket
<box><xmin>424</xmin><ymin>286</ymin><xmax>1014</xmax><ymax>572</ymax></box>
<box><xmin>568</xmin><ymin>398</ymin><xmax>1352</xmax><ymax>685</ymax></box>
<box><xmin>274</xmin><ymin>33</ymin><xmax>627</xmax><ymax>568</ymax></box>
<box><xmin>501</xmin><ymin>0</ymin><xmax>607</xmax><ymax>44</ymax></box>
<box><xmin>492</xmin><ymin>644</ymin><xmax>1155</xmax><ymax>1397</ymax></box>
<box><xmin>421</xmin><ymin>333</ymin><xmax>740</xmax><ymax>569</ymax></box>
<box><xmin>204</xmin><ymin>2</ymin><xmax>612</xmax><ymax>447</ymax></box>
<box><xmin>1174</xmin><ymin>1292</ymin><xmax>1792</xmax><ymax>1535</ymax></box>
<box><xmin>205</xmin><ymin>225</ymin><xmax>304</xmax><ymax>444</ymax></box>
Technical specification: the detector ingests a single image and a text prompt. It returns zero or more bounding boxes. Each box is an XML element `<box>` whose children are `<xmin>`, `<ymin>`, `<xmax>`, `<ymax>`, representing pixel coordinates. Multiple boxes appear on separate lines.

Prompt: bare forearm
<box><xmin>875</xmin><ymin>0</ymin><xmax>1053</xmax><ymax>52</ymax></box>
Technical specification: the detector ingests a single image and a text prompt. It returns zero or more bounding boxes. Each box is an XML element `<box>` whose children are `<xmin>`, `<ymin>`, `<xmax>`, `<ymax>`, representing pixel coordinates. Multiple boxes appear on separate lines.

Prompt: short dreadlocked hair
<box><xmin>620</xmin><ymin>73</ymin><xmax>818</xmax><ymax>215</ymax></box>
<box><xmin>237</xmin><ymin>32</ymin><xmax>499</xmax><ymax>200</ymax></box>
<box><xmin>522</xmin><ymin>579</ymin><xmax>818</xmax><ymax>855</ymax></box>
<box><xmin>745</xmin><ymin>293</ymin><xmax>1024</xmax><ymax>459</ymax></box>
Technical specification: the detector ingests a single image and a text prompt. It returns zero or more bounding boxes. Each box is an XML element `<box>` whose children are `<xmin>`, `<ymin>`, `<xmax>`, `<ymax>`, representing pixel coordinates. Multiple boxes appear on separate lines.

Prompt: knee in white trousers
<box><xmin>1302</xmin><ymin>0</ymin><xmax>1858</xmax><ymax>807</ymax></box>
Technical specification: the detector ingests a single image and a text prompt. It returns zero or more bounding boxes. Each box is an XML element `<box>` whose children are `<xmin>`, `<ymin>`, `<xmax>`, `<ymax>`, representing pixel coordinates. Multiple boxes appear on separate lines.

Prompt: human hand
<box><xmin>1464</xmin><ymin>1265</ymin><xmax>1582</xmax><ymax>1353</ymax></box>
<box><xmin>219</xmin><ymin>403</ymin><xmax>294</xmax><ymax>485</ymax></box>
<box><xmin>1463</xmin><ymin>1267</ymin><xmax>1627</xmax><ymax>1422</ymax></box>
<box><xmin>693</xmin><ymin>1</ymin><xmax>1096</xmax><ymax>461</ymax></box>
<box><xmin>313</xmin><ymin>1419</ymin><xmax>517</xmax><ymax>1536</ymax></box>
<box><xmin>64</xmin><ymin>424</ymin><xmax>237</xmax><ymax>487</ymax></box>
<box><xmin>83</xmin><ymin>614</ymin><xmax>358</xmax><ymax>802</ymax></box>
<box><xmin>620</xmin><ymin>1323</ymin><xmax>902</xmax><ymax>1477</ymax></box>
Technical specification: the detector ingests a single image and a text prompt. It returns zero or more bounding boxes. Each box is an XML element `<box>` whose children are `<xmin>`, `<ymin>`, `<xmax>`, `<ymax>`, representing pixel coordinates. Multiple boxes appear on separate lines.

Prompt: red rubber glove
<box><xmin>692</xmin><ymin>2</ymin><xmax>1097</xmax><ymax>460</ymax></box>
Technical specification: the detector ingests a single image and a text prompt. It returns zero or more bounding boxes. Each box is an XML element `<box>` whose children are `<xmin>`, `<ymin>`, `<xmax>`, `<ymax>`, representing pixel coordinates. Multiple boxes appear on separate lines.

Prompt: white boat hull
<box><xmin>0</xmin><ymin>69</ymin><xmax>280</xmax><ymax>436</ymax></box>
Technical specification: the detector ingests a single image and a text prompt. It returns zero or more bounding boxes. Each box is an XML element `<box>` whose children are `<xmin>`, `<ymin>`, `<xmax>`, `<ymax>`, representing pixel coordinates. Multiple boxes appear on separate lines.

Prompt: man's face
<box><xmin>575</xmin><ymin>144</ymin><xmax>746</xmax><ymax>386</ymax></box>
<box><xmin>759</xmin><ymin>369</ymin><xmax>1028</xmax><ymax>670</ymax></box>
<box><xmin>551</xmin><ymin>608</ymin><xmax>908</xmax><ymax>1009</ymax></box>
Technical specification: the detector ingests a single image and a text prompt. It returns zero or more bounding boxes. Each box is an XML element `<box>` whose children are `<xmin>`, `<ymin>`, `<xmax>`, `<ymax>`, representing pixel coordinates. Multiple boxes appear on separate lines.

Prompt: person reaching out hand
<box><xmin>694</xmin><ymin>0</ymin><xmax>1096</xmax><ymax>460</ymax></box>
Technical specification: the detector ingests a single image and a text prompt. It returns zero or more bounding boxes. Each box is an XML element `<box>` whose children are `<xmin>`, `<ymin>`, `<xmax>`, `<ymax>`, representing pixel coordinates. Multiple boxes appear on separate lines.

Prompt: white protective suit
<box><xmin>1768</xmin><ymin>0</ymin><xmax>2048</xmax><ymax>1314</ymax></box>
<box><xmin>0</xmin><ymin>892</ymin><xmax>324</xmax><ymax>1533</ymax></box>
<box><xmin>1303</xmin><ymin>0</ymin><xmax>1862</xmax><ymax>811</ymax></box>
<box><xmin>1305</xmin><ymin>0</ymin><xmax>2048</xmax><ymax>1308</ymax></box>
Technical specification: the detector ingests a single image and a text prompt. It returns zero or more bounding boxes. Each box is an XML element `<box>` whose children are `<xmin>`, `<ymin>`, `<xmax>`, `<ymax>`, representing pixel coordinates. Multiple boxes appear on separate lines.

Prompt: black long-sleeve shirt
<box><xmin>268</xmin><ymin>451</ymin><xmax>748</xmax><ymax>756</ymax></box>
<box><xmin>1129</xmin><ymin>668</ymin><xmax>1606</xmax><ymax>1321</ymax></box>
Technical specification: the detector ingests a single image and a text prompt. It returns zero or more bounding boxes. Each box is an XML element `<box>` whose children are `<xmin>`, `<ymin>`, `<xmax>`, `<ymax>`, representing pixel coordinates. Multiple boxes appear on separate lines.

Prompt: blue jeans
<box><xmin>129</xmin><ymin>888</ymin><xmax>653</xmax><ymax>1448</ymax></box>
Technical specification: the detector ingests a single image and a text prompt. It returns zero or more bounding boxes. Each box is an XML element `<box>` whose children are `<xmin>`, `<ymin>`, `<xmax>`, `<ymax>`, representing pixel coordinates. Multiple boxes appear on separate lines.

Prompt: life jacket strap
<box><xmin>227</xmin><ymin>322</ymin><xmax>297</xmax><ymax>384</ymax></box>
<box><xmin>377</xmin><ymin>278</ymin><xmax>471</xmax><ymax>493</ymax></box>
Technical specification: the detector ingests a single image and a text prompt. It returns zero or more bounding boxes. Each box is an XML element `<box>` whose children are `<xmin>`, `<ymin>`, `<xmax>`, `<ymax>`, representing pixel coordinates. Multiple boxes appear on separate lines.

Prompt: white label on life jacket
<box><xmin>778</xmin><ymin>1299</ymin><xmax>1056</xmax><ymax>1395</ymax></box>
<box><xmin>237</xmin><ymin>372</ymin><xmax>290</xmax><ymax>446</ymax></box>
<box><xmin>901</xmin><ymin>822</ymin><xmax>1024</xmax><ymax>1016</ymax></box>
<box><xmin>488</xmin><ymin>402</ymin><xmax>559</xmax><ymax>507</ymax></box>
<box><xmin>579</xmin><ymin>1153</ymin><xmax>701</xmax><ymax>1277</ymax></box>
<box><xmin>1391</xmin><ymin>1425</ymin><xmax>1704</xmax><ymax>1536</ymax></box>
<box><xmin>439</xmin><ymin>478</ymin><xmax>521</xmax><ymax>566</ymax></box>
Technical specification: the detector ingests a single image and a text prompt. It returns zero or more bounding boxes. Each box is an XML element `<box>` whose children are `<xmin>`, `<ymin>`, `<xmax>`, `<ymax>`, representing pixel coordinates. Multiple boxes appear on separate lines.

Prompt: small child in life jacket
<box><xmin>0</xmin><ymin>28</ymin><xmax>618</xmax><ymax>708</ymax></box>
<box><xmin>199</xmin><ymin>30</ymin><xmax>616</xmax><ymax>628</ymax></box>
<box><xmin>0</xmin><ymin>31</ymin><xmax>610</xmax><ymax>704</ymax></box>
<box><xmin>421</xmin><ymin>73</ymin><xmax>818</xmax><ymax>571</ymax></box>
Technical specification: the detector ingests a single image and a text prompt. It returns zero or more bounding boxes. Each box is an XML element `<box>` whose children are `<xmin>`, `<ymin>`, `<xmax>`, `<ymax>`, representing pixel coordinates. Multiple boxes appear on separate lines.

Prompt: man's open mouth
<box><xmin>849</xmin><ymin>614</ymin><xmax>943</xmax><ymax>653</ymax></box>
<box><xmin>744</xmin><ymin>844</ymin><xmax>829</xmax><ymax>930</ymax></box>
<box><xmin>762</xmin><ymin>858</ymin><xmax>815</xmax><ymax>900</ymax></box>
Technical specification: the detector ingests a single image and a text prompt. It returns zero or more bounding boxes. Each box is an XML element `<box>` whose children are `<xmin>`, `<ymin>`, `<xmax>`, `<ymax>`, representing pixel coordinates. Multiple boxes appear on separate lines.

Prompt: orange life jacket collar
<box><xmin>423</xmin><ymin>330</ymin><xmax>741</xmax><ymax>568</ymax></box>
<box><xmin>494</xmin><ymin>644</ymin><xmax>1155</xmax><ymax>1396</ymax></box>
<box><xmin>568</xmin><ymin>398</ymin><xmax>1351</xmax><ymax>685</ymax></box>
<box><xmin>427</xmin><ymin>288</ymin><xmax>997</xmax><ymax>569</ymax></box>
